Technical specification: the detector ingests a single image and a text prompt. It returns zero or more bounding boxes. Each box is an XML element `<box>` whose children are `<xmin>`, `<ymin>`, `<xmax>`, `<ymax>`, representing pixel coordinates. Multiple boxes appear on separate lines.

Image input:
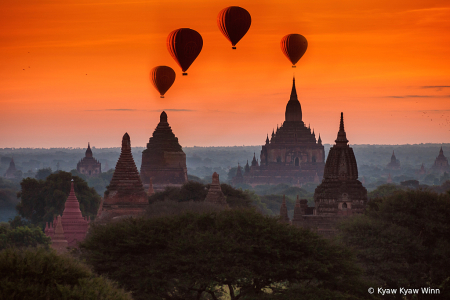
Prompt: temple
<box><xmin>204</xmin><ymin>172</ymin><xmax>228</xmax><ymax>206</ymax></box>
<box><xmin>3</xmin><ymin>158</ymin><xmax>18</xmax><ymax>179</ymax></box>
<box><xmin>100</xmin><ymin>133</ymin><xmax>148</xmax><ymax>219</ymax></box>
<box><xmin>76</xmin><ymin>143</ymin><xmax>101</xmax><ymax>177</ymax></box>
<box><xmin>237</xmin><ymin>78</ymin><xmax>325</xmax><ymax>185</ymax></box>
<box><xmin>386</xmin><ymin>151</ymin><xmax>401</xmax><ymax>170</ymax></box>
<box><xmin>140</xmin><ymin>111</ymin><xmax>188</xmax><ymax>191</ymax></box>
<box><xmin>430</xmin><ymin>147</ymin><xmax>449</xmax><ymax>174</ymax></box>
<box><xmin>45</xmin><ymin>180</ymin><xmax>90</xmax><ymax>248</ymax></box>
<box><xmin>280</xmin><ymin>113</ymin><xmax>367</xmax><ymax>236</ymax></box>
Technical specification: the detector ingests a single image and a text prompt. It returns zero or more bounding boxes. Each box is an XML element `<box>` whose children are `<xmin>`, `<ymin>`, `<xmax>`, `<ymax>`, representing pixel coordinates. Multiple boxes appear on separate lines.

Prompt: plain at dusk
<box><xmin>1</xmin><ymin>0</ymin><xmax>449</xmax><ymax>148</ymax></box>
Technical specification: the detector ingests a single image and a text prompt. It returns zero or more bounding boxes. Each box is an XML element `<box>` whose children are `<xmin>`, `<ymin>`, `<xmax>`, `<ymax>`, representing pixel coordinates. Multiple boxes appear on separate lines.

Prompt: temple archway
<box><xmin>295</xmin><ymin>157</ymin><xmax>299</xmax><ymax>166</ymax></box>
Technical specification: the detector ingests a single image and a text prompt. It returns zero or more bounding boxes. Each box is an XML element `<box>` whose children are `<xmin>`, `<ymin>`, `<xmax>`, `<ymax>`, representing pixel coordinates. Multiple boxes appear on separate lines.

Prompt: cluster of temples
<box><xmin>234</xmin><ymin>78</ymin><xmax>325</xmax><ymax>186</ymax></box>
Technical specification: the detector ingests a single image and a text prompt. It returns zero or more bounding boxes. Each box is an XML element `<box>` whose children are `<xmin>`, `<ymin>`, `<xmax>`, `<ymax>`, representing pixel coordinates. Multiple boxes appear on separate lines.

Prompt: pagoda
<box><xmin>313</xmin><ymin>113</ymin><xmax>367</xmax><ymax>215</ymax></box>
<box><xmin>3</xmin><ymin>158</ymin><xmax>17</xmax><ymax>179</ymax></box>
<box><xmin>76</xmin><ymin>143</ymin><xmax>101</xmax><ymax>177</ymax></box>
<box><xmin>49</xmin><ymin>216</ymin><xmax>68</xmax><ymax>253</ymax></box>
<box><xmin>430</xmin><ymin>147</ymin><xmax>449</xmax><ymax>174</ymax></box>
<box><xmin>204</xmin><ymin>172</ymin><xmax>227</xmax><ymax>206</ymax></box>
<box><xmin>238</xmin><ymin>78</ymin><xmax>325</xmax><ymax>186</ymax></box>
<box><xmin>279</xmin><ymin>195</ymin><xmax>290</xmax><ymax>223</ymax></box>
<box><xmin>386</xmin><ymin>151</ymin><xmax>401</xmax><ymax>170</ymax></box>
<box><xmin>45</xmin><ymin>180</ymin><xmax>90</xmax><ymax>248</ymax></box>
<box><xmin>101</xmin><ymin>133</ymin><xmax>148</xmax><ymax>219</ymax></box>
<box><xmin>140</xmin><ymin>111</ymin><xmax>188</xmax><ymax>191</ymax></box>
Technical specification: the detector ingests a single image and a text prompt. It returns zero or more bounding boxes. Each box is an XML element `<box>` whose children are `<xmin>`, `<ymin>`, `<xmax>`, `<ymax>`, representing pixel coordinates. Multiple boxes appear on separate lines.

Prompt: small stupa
<box><xmin>279</xmin><ymin>195</ymin><xmax>290</xmax><ymax>223</ymax></box>
<box><xmin>204</xmin><ymin>172</ymin><xmax>227</xmax><ymax>206</ymax></box>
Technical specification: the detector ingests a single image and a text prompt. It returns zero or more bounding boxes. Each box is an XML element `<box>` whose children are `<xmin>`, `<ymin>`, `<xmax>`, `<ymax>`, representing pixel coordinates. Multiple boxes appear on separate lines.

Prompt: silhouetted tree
<box><xmin>339</xmin><ymin>190</ymin><xmax>450</xmax><ymax>300</ymax></box>
<box><xmin>16</xmin><ymin>171</ymin><xmax>100</xmax><ymax>227</ymax></box>
<box><xmin>82</xmin><ymin>209</ymin><xmax>370</xmax><ymax>300</ymax></box>
<box><xmin>0</xmin><ymin>248</ymin><xmax>131</xmax><ymax>299</ymax></box>
<box><xmin>35</xmin><ymin>167</ymin><xmax>52</xmax><ymax>180</ymax></box>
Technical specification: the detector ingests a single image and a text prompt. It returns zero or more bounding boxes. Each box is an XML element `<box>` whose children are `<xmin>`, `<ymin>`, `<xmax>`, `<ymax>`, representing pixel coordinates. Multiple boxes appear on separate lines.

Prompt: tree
<box><xmin>35</xmin><ymin>167</ymin><xmax>53</xmax><ymax>180</ymax></box>
<box><xmin>339</xmin><ymin>190</ymin><xmax>450</xmax><ymax>300</ymax></box>
<box><xmin>16</xmin><ymin>171</ymin><xmax>101</xmax><ymax>227</ymax></box>
<box><xmin>81</xmin><ymin>209</ymin><xmax>371</xmax><ymax>300</ymax></box>
<box><xmin>0</xmin><ymin>222</ymin><xmax>50</xmax><ymax>250</ymax></box>
<box><xmin>0</xmin><ymin>247</ymin><xmax>131</xmax><ymax>300</ymax></box>
<box><xmin>367</xmin><ymin>183</ymin><xmax>403</xmax><ymax>199</ymax></box>
<box><xmin>148</xmin><ymin>181</ymin><xmax>254</xmax><ymax>208</ymax></box>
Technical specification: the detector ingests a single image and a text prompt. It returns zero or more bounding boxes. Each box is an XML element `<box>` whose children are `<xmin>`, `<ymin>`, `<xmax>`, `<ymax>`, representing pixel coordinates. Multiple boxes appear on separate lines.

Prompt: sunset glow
<box><xmin>1</xmin><ymin>0</ymin><xmax>449</xmax><ymax>148</ymax></box>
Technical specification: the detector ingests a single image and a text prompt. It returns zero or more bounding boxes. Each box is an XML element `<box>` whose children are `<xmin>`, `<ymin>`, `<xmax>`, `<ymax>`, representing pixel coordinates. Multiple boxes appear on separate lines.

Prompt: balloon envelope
<box><xmin>150</xmin><ymin>66</ymin><xmax>176</xmax><ymax>98</ymax></box>
<box><xmin>217</xmin><ymin>6</ymin><xmax>251</xmax><ymax>49</ymax></box>
<box><xmin>280</xmin><ymin>34</ymin><xmax>308</xmax><ymax>67</ymax></box>
<box><xmin>167</xmin><ymin>28</ymin><xmax>203</xmax><ymax>75</ymax></box>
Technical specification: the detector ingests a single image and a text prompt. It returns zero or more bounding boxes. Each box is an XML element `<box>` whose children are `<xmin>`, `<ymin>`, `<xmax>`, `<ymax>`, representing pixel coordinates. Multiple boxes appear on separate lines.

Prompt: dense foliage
<box><xmin>82</xmin><ymin>209</ymin><xmax>371</xmax><ymax>300</ymax></box>
<box><xmin>149</xmin><ymin>181</ymin><xmax>254</xmax><ymax>208</ymax></box>
<box><xmin>0</xmin><ymin>222</ymin><xmax>50</xmax><ymax>250</ymax></box>
<box><xmin>0</xmin><ymin>247</ymin><xmax>131</xmax><ymax>300</ymax></box>
<box><xmin>16</xmin><ymin>171</ymin><xmax>101</xmax><ymax>226</ymax></box>
<box><xmin>339</xmin><ymin>189</ymin><xmax>450</xmax><ymax>299</ymax></box>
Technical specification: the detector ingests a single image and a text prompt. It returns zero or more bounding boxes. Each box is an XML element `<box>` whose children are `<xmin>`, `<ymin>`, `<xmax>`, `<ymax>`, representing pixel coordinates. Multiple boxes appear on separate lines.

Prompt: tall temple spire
<box><xmin>265</xmin><ymin>134</ymin><xmax>269</xmax><ymax>144</ymax></box>
<box><xmin>285</xmin><ymin>77</ymin><xmax>302</xmax><ymax>122</ymax></box>
<box><xmin>86</xmin><ymin>143</ymin><xmax>93</xmax><ymax>158</ymax></box>
<box><xmin>335</xmin><ymin>112</ymin><xmax>349</xmax><ymax>146</ymax></box>
<box><xmin>318</xmin><ymin>134</ymin><xmax>322</xmax><ymax>145</ymax></box>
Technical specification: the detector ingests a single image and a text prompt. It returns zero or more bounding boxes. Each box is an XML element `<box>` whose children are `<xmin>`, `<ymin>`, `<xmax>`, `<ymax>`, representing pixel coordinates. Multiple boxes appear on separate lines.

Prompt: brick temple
<box><xmin>386</xmin><ymin>151</ymin><xmax>401</xmax><ymax>170</ymax></box>
<box><xmin>430</xmin><ymin>147</ymin><xmax>449</xmax><ymax>174</ymax></box>
<box><xmin>76</xmin><ymin>143</ymin><xmax>101</xmax><ymax>177</ymax></box>
<box><xmin>236</xmin><ymin>78</ymin><xmax>325</xmax><ymax>186</ymax></box>
<box><xmin>140</xmin><ymin>111</ymin><xmax>188</xmax><ymax>191</ymax></box>
<box><xmin>100</xmin><ymin>133</ymin><xmax>148</xmax><ymax>219</ymax></box>
<box><xmin>205</xmin><ymin>172</ymin><xmax>228</xmax><ymax>206</ymax></box>
<box><xmin>3</xmin><ymin>157</ymin><xmax>17</xmax><ymax>179</ymax></box>
<box><xmin>281</xmin><ymin>113</ymin><xmax>368</xmax><ymax>236</ymax></box>
<box><xmin>45</xmin><ymin>180</ymin><xmax>90</xmax><ymax>248</ymax></box>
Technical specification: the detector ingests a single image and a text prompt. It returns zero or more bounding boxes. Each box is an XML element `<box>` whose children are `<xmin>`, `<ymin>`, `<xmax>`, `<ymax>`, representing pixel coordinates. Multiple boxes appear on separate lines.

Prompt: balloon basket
<box><xmin>160</xmin><ymin>95</ymin><xmax>164</xmax><ymax>98</ymax></box>
<box><xmin>292</xmin><ymin>66</ymin><xmax>296</xmax><ymax>68</ymax></box>
<box><xmin>232</xmin><ymin>46</ymin><xmax>236</xmax><ymax>50</ymax></box>
<box><xmin>182</xmin><ymin>73</ymin><xmax>188</xmax><ymax>76</ymax></box>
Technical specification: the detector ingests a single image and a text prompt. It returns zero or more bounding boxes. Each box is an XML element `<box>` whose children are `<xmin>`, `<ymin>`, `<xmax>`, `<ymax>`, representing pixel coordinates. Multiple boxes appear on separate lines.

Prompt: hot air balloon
<box><xmin>217</xmin><ymin>6</ymin><xmax>251</xmax><ymax>49</ymax></box>
<box><xmin>167</xmin><ymin>28</ymin><xmax>203</xmax><ymax>75</ymax></box>
<box><xmin>280</xmin><ymin>34</ymin><xmax>308</xmax><ymax>68</ymax></box>
<box><xmin>150</xmin><ymin>66</ymin><xmax>176</xmax><ymax>98</ymax></box>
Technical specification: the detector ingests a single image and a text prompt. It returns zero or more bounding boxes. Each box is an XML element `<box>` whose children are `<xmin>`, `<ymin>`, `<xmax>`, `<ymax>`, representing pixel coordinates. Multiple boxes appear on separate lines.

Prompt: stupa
<box><xmin>279</xmin><ymin>195</ymin><xmax>290</xmax><ymax>223</ymax></box>
<box><xmin>386</xmin><ymin>151</ymin><xmax>401</xmax><ymax>170</ymax></box>
<box><xmin>140</xmin><ymin>111</ymin><xmax>188</xmax><ymax>191</ymax></box>
<box><xmin>204</xmin><ymin>172</ymin><xmax>227</xmax><ymax>206</ymax></box>
<box><xmin>313</xmin><ymin>113</ymin><xmax>367</xmax><ymax>215</ymax></box>
<box><xmin>76</xmin><ymin>143</ymin><xmax>101</xmax><ymax>177</ymax></box>
<box><xmin>45</xmin><ymin>180</ymin><xmax>90</xmax><ymax>248</ymax></box>
<box><xmin>101</xmin><ymin>133</ymin><xmax>148</xmax><ymax>219</ymax></box>
<box><xmin>430</xmin><ymin>147</ymin><xmax>449</xmax><ymax>174</ymax></box>
<box><xmin>279</xmin><ymin>113</ymin><xmax>367</xmax><ymax>236</ymax></box>
<box><xmin>50</xmin><ymin>216</ymin><xmax>68</xmax><ymax>253</ymax></box>
<box><xmin>3</xmin><ymin>158</ymin><xmax>17</xmax><ymax>179</ymax></box>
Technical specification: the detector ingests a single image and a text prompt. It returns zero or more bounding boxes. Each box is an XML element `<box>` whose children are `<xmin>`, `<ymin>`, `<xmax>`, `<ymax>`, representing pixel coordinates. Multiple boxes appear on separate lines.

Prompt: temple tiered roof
<box><xmin>104</xmin><ymin>133</ymin><xmax>147</xmax><ymax>205</ymax></box>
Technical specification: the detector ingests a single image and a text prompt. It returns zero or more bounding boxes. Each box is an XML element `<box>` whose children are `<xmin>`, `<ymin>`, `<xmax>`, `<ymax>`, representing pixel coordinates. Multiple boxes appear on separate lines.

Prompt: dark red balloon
<box><xmin>280</xmin><ymin>34</ymin><xmax>308</xmax><ymax>68</ymax></box>
<box><xmin>150</xmin><ymin>66</ymin><xmax>175</xmax><ymax>98</ymax></box>
<box><xmin>217</xmin><ymin>6</ymin><xmax>251</xmax><ymax>49</ymax></box>
<box><xmin>167</xmin><ymin>28</ymin><xmax>203</xmax><ymax>75</ymax></box>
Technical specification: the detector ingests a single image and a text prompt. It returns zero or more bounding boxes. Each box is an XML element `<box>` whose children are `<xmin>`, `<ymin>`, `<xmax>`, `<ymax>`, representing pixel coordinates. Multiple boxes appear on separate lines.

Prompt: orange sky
<box><xmin>1</xmin><ymin>0</ymin><xmax>449</xmax><ymax>148</ymax></box>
